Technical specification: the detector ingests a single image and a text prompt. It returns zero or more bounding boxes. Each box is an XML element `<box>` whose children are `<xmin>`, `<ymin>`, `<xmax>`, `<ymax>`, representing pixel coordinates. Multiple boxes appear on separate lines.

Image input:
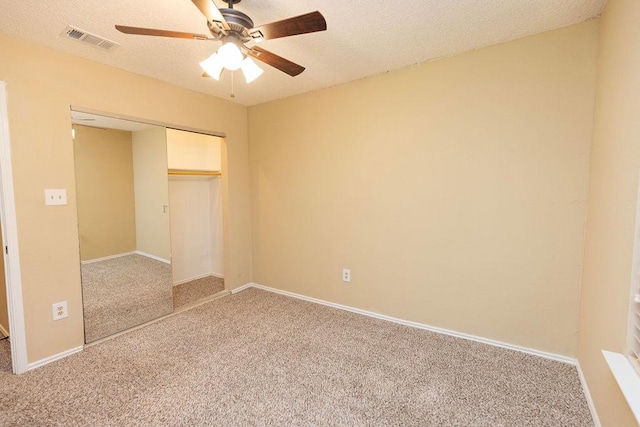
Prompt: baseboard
<box><xmin>210</xmin><ymin>272</ymin><xmax>224</xmax><ymax>279</ymax></box>
<box><xmin>231</xmin><ymin>283</ymin><xmax>253</xmax><ymax>294</ymax></box>
<box><xmin>81</xmin><ymin>251</ymin><xmax>135</xmax><ymax>264</ymax></box>
<box><xmin>576</xmin><ymin>360</ymin><xmax>602</xmax><ymax>427</ymax></box>
<box><xmin>27</xmin><ymin>345</ymin><xmax>83</xmax><ymax>371</ymax></box>
<box><xmin>240</xmin><ymin>283</ymin><xmax>576</xmax><ymax>365</ymax></box>
<box><xmin>0</xmin><ymin>323</ymin><xmax>8</xmax><ymax>338</ymax></box>
<box><xmin>173</xmin><ymin>273</ymin><xmax>215</xmax><ymax>286</ymax></box>
<box><xmin>135</xmin><ymin>251</ymin><xmax>171</xmax><ymax>265</ymax></box>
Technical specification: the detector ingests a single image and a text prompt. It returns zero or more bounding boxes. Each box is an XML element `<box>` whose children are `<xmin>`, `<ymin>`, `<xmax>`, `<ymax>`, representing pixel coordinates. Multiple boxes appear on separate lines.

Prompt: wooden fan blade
<box><xmin>191</xmin><ymin>0</ymin><xmax>230</xmax><ymax>31</ymax></box>
<box><xmin>247</xmin><ymin>47</ymin><xmax>305</xmax><ymax>77</ymax></box>
<box><xmin>115</xmin><ymin>25</ymin><xmax>210</xmax><ymax>40</ymax></box>
<box><xmin>249</xmin><ymin>11</ymin><xmax>326</xmax><ymax>41</ymax></box>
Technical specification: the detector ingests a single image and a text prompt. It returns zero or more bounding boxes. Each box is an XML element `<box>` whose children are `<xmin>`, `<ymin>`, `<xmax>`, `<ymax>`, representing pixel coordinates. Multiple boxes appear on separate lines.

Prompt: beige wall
<box><xmin>249</xmin><ymin>21</ymin><xmax>598</xmax><ymax>357</ymax></box>
<box><xmin>577</xmin><ymin>0</ymin><xmax>640</xmax><ymax>425</ymax></box>
<box><xmin>1</xmin><ymin>16</ymin><xmax>628</xmax><ymax>423</ymax></box>
<box><xmin>0</xmin><ymin>33</ymin><xmax>251</xmax><ymax>363</ymax></box>
<box><xmin>132</xmin><ymin>127</ymin><xmax>171</xmax><ymax>261</ymax></box>
<box><xmin>74</xmin><ymin>126</ymin><xmax>137</xmax><ymax>261</ymax></box>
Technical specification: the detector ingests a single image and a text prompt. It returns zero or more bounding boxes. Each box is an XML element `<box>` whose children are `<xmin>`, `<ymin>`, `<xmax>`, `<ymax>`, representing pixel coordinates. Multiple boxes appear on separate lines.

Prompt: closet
<box><xmin>72</xmin><ymin>111</ymin><xmax>226</xmax><ymax>344</ymax></box>
<box><xmin>74</xmin><ymin>122</ymin><xmax>174</xmax><ymax>343</ymax></box>
<box><xmin>167</xmin><ymin>129</ymin><xmax>225</xmax><ymax>308</ymax></box>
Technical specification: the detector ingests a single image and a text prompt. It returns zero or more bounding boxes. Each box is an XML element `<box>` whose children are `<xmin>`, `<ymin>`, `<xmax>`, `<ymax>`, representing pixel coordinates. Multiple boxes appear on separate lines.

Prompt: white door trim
<box><xmin>0</xmin><ymin>81</ymin><xmax>28</xmax><ymax>374</ymax></box>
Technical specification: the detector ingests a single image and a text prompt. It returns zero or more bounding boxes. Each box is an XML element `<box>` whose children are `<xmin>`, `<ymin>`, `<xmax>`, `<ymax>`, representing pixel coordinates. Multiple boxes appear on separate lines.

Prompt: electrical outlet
<box><xmin>44</xmin><ymin>189</ymin><xmax>67</xmax><ymax>206</ymax></box>
<box><xmin>342</xmin><ymin>268</ymin><xmax>351</xmax><ymax>283</ymax></box>
<box><xmin>52</xmin><ymin>301</ymin><xmax>68</xmax><ymax>320</ymax></box>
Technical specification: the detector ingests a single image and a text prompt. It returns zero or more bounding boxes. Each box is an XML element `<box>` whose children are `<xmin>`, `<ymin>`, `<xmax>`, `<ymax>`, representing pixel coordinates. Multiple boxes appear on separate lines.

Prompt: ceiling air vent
<box><xmin>60</xmin><ymin>26</ymin><xmax>119</xmax><ymax>51</ymax></box>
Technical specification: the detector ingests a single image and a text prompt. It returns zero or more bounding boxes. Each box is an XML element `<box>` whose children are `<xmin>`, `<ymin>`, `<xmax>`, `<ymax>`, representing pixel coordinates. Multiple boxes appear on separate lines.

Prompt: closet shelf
<box><xmin>168</xmin><ymin>169</ymin><xmax>221</xmax><ymax>177</ymax></box>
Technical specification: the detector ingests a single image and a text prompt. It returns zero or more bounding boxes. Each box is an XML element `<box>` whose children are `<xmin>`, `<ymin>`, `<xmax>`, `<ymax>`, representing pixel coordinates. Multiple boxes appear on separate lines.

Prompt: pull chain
<box><xmin>230</xmin><ymin>71</ymin><xmax>235</xmax><ymax>98</ymax></box>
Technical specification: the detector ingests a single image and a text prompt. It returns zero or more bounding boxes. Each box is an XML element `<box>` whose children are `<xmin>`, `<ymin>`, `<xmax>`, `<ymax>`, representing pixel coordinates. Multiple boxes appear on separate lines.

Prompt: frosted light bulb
<box><xmin>199</xmin><ymin>53</ymin><xmax>224</xmax><ymax>80</ymax></box>
<box><xmin>241</xmin><ymin>57</ymin><xmax>263</xmax><ymax>83</ymax></box>
<box><xmin>218</xmin><ymin>41</ymin><xmax>243</xmax><ymax>71</ymax></box>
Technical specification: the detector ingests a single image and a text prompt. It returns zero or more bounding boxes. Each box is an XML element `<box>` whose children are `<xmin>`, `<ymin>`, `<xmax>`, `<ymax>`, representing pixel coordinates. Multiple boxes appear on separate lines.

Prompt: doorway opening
<box><xmin>0</xmin><ymin>81</ymin><xmax>28</xmax><ymax>374</ymax></box>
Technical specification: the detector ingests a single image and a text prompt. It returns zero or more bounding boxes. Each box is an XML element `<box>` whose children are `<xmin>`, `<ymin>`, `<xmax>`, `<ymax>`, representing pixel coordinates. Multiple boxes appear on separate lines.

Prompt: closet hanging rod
<box><xmin>168</xmin><ymin>169</ymin><xmax>221</xmax><ymax>177</ymax></box>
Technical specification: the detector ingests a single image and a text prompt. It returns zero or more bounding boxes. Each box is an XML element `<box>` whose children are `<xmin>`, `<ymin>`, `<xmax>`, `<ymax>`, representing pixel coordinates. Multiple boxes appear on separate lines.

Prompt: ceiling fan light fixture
<box><xmin>218</xmin><ymin>40</ymin><xmax>243</xmax><ymax>71</ymax></box>
<box><xmin>116</xmin><ymin>5</ymin><xmax>328</xmax><ymax>86</ymax></box>
<box><xmin>200</xmin><ymin>53</ymin><xmax>225</xmax><ymax>80</ymax></box>
<box><xmin>241</xmin><ymin>57</ymin><xmax>263</xmax><ymax>83</ymax></box>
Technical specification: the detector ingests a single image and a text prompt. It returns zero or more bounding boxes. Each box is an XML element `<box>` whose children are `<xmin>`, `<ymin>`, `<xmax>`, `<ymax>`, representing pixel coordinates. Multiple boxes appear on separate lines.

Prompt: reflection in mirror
<box><xmin>72</xmin><ymin>111</ymin><xmax>227</xmax><ymax>343</ymax></box>
<box><xmin>72</xmin><ymin>112</ymin><xmax>173</xmax><ymax>343</ymax></box>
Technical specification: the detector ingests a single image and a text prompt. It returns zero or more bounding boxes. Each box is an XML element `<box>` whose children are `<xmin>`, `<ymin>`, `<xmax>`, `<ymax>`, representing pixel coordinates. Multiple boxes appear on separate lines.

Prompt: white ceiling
<box><xmin>0</xmin><ymin>0</ymin><xmax>606</xmax><ymax>106</ymax></box>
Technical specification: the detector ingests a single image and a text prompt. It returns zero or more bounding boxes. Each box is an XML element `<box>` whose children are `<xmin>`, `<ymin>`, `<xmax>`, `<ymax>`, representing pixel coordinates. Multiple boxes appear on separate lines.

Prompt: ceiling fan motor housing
<box><xmin>221</xmin><ymin>8</ymin><xmax>254</xmax><ymax>30</ymax></box>
<box><xmin>208</xmin><ymin>6</ymin><xmax>254</xmax><ymax>43</ymax></box>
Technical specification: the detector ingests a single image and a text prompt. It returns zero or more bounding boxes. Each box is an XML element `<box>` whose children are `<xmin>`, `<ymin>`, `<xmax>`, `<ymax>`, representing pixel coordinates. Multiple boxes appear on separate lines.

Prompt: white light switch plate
<box><xmin>45</xmin><ymin>189</ymin><xmax>67</xmax><ymax>206</ymax></box>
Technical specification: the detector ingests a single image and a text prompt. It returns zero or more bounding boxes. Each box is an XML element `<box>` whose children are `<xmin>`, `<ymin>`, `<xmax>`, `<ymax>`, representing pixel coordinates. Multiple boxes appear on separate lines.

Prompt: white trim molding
<box><xmin>576</xmin><ymin>360</ymin><xmax>602</xmax><ymax>427</ymax></box>
<box><xmin>174</xmin><ymin>274</ymin><xmax>209</xmax><ymax>286</ymax></box>
<box><xmin>81</xmin><ymin>251</ymin><xmax>136</xmax><ymax>265</ymax></box>
<box><xmin>135</xmin><ymin>251</ymin><xmax>171</xmax><ymax>264</ymax></box>
<box><xmin>82</xmin><ymin>251</ymin><xmax>171</xmax><ymax>265</ymax></box>
<box><xmin>173</xmin><ymin>272</ymin><xmax>218</xmax><ymax>287</ymax></box>
<box><xmin>603</xmin><ymin>350</ymin><xmax>640</xmax><ymax>424</ymax></box>
<box><xmin>0</xmin><ymin>81</ymin><xmax>28</xmax><ymax>374</ymax></box>
<box><xmin>231</xmin><ymin>283</ymin><xmax>253</xmax><ymax>294</ymax></box>
<box><xmin>237</xmin><ymin>283</ymin><xmax>576</xmax><ymax>364</ymax></box>
<box><xmin>70</xmin><ymin>106</ymin><xmax>226</xmax><ymax>139</ymax></box>
<box><xmin>27</xmin><ymin>346</ymin><xmax>83</xmax><ymax>371</ymax></box>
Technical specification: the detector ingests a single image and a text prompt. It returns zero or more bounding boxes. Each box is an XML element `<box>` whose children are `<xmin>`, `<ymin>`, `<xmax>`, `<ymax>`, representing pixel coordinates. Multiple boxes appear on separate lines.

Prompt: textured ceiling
<box><xmin>0</xmin><ymin>0</ymin><xmax>606</xmax><ymax>106</ymax></box>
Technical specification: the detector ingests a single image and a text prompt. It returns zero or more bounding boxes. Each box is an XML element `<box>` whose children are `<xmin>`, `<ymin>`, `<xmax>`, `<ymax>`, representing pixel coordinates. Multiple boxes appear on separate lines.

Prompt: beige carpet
<box><xmin>0</xmin><ymin>289</ymin><xmax>593</xmax><ymax>426</ymax></box>
<box><xmin>0</xmin><ymin>339</ymin><xmax>10</xmax><ymax>373</ymax></box>
<box><xmin>81</xmin><ymin>254</ymin><xmax>173</xmax><ymax>343</ymax></box>
<box><xmin>173</xmin><ymin>275</ymin><xmax>225</xmax><ymax>309</ymax></box>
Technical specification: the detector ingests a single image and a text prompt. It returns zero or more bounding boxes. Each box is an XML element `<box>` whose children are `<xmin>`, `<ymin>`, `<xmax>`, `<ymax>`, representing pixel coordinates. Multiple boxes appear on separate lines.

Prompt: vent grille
<box><xmin>60</xmin><ymin>26</ymin><xmax>119</xmax><ymax>51</ymax></box>
<box><xmin>66</xmin><ymin>29</ymin><xmax>85</xmax><ymax>40</ymax></box>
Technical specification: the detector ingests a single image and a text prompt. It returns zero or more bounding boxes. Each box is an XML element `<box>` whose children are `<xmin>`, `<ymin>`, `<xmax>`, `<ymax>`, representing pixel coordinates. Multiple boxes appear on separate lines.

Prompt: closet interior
<box><xmin>167</xmin><ymin>128</ymin><xmax>225</xmax><ymax>309</ymax></box>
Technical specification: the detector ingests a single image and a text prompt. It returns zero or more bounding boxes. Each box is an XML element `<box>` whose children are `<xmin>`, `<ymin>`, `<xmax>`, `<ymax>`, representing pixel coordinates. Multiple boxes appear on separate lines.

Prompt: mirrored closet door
<box><xmin>72</xmin><ymin>111</ymin><xmax>226</xmax><ymax>343</ymax></box>
<box><xmin>72</xmin><ymin>112</ymin><xmax>173</xmax><ymax>343</ymax></box>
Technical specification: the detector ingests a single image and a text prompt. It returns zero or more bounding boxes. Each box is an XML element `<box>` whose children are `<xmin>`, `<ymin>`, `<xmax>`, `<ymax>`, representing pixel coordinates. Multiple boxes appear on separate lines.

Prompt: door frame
<box><xmin>0</xmin><ymin>81</ymin><xmax>28</xmax><ymax>374</ymax></box>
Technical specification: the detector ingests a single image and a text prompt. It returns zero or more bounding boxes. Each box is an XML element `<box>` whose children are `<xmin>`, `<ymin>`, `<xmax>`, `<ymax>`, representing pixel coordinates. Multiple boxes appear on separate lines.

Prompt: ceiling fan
<box><xmin>115</xmin><ymin>0</ymin><xmax>327</xmax><ymax>84</ymax></box>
